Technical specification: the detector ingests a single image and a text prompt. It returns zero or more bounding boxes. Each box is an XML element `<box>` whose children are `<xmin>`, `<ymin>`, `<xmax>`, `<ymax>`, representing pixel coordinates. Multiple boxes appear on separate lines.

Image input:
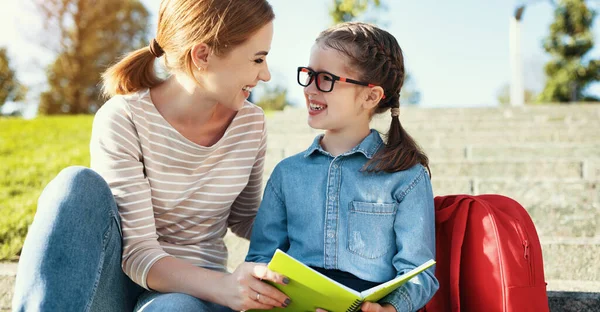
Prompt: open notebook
<box><xmin>250</xmin><ymin>249</ymin><xmax>435</xmax><ymax>312</ymax></box>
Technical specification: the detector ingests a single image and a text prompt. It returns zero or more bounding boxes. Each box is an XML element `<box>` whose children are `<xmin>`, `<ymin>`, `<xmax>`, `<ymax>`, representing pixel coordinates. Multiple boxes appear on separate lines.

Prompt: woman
<box><xmin>12</xmin><ymin>0</ymin><xmax>290</xmax><ymax>311</ymax></box>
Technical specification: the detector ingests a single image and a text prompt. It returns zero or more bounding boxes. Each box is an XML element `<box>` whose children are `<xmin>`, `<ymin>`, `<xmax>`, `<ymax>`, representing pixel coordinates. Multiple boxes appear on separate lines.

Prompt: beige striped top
<box><xmin>90</xmin><ymin>89</ymin><xmax>266</xmax><ymax>289</ymax></box>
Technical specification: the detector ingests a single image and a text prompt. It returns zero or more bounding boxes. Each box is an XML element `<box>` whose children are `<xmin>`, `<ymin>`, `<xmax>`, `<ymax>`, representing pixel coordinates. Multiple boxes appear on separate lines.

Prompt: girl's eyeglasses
<box><xmin>297</xmin><ymin>67</ymin><xmax>385</xmax><ymax>98</ymax></box>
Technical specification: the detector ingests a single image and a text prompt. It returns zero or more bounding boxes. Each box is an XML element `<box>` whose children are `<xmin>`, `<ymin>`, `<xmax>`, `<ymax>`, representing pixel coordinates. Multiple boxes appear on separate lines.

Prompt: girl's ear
<box><xmin>190</xmin><ymin>43</ymin><xmax>211</xmax><ymax>70</ymax></box>
<box><xmin>362</xmin><ymin>86</ymin><xmax>385</xmax><ymax>110</ymax></box>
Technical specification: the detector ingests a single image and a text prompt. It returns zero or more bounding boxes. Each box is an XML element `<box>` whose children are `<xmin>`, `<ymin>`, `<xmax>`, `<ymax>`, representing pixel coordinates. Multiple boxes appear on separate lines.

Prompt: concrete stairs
<box><xmin>1</xmin><ymin>104</ymin><xmax>599</xmax><ymax>310</ymax></box>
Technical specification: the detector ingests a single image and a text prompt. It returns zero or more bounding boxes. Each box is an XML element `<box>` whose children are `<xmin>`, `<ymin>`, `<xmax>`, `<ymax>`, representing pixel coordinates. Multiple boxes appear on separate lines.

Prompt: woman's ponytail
<box><xmin>101</xmin><ymin>45</ymin><xmax>163</xmax><ymax>98</ymax></box>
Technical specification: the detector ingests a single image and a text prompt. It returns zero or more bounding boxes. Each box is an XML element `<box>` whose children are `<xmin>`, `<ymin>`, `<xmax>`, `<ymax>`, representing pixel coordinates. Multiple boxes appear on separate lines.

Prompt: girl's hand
<box><xmin>219</xmin><ymin>262</ymin><xmax>291</xmax><ymax>311</ymax></box>
<box><xmin>361</xmin><ymin>301</ymin><xmax>398</xmax><ymax>312</ymax></box>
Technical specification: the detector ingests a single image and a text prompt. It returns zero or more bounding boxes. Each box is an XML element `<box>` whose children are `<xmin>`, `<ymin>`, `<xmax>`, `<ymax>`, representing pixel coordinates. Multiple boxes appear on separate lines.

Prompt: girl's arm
<box><xmin>246</xmin><ymin>167</ymin><xmax>290</xmax><ymax>263</ymax></box>
<box><xmin>379</xmin><ymin>166</ymin><xmax>439</xmax><ymax>312</ymax></box>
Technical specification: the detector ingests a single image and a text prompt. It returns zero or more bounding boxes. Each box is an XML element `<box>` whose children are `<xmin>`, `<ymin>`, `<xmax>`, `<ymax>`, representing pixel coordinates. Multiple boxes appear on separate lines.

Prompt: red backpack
<box><xmin>423</xmin><ymin>194</ymin><xmax>549</xmax><ymax>312</ymax></box>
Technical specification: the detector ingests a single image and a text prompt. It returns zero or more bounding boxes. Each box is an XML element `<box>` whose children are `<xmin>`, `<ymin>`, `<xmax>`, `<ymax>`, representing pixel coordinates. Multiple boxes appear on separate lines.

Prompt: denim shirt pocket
<box><xmin>347</xmin><ymin>201</ymin><xmax>397</xmax><ymax>259</ymax></box>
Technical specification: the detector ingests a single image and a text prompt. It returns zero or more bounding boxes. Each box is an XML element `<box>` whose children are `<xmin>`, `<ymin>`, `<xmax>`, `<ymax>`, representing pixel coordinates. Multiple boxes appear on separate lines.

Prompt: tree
<box><xmin>330</xmin><ymin>0</ymin><xmax>422</xmax><ymax>105</ymax></box>
<box><xmin>496</xmin><ymin>83</ymin><xmax>537</xmax><ymax>106</ymax></box>
<box><xmin>330</xmin><ymin>0</ymin><xmax>382</xmax><ymax>24</ymax></box>
<box><xmin>36</xmin><ymin>0</ymin><xmax>151</xmax><ymax>115</ymax></box>
<box><xmin>255</xmin><ymin>85</ymin><xmax>291</xmax><ymax>111</ymax></box>
<box><xmin>538</xmin><ymin>0</ymin><xmax>600</xmax><ymax>103</ymax></box>
<box><xmin>0</xmin><ymin>48</ymin><xmax>27</xmax><ymax>110</ymax></box>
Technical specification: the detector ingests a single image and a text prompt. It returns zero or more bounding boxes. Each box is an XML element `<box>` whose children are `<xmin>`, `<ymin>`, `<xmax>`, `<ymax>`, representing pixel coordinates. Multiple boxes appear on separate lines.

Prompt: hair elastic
<box><xmin>149</xmin><ymin>38</ymin><xmax>164</xmax><ymax>58</ymax></box>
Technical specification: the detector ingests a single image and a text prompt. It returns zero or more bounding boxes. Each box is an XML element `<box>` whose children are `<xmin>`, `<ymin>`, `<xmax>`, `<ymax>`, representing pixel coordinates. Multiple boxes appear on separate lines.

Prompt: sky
<box><xmin>0</xmin><ymin>0</ymin><xmax>599</xmax><ymax>114</ymax></box>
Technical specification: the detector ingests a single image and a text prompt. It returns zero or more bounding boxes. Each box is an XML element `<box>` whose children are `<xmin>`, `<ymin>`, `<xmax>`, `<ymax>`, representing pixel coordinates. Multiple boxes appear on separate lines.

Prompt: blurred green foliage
<box><xmin>0</xmin><ymin>47</ymin><xmax>27</xmax><ymax>110</ymax></box>
<box><xmin>330</xmin><ymin>0</ymin><xmax>381</xmax><ymax>24</ymax></box>
<box><xmin>256</xmin><ymin>85</ymin><xmax>291</xmax><ymax>111</ymax></box>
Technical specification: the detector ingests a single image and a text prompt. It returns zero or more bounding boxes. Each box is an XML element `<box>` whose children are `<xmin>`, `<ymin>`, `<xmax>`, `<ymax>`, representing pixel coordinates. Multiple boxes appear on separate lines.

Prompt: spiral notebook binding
<box><xmin>346</xmin><ymin>299</ymin><xmax>363</xmax><ymax>312</ymax></box>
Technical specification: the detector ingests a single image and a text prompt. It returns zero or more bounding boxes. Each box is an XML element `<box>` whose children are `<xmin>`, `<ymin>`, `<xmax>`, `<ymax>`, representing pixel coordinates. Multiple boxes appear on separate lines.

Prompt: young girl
<box><xmin>13</xmin><ymin>0</ymin><xmax>291</xmax><ymax>311</ymax></box>
<box><xmin>246</xmin><ymin>22</ymin><xmax>439</xmax><ymax>312</ymax></box>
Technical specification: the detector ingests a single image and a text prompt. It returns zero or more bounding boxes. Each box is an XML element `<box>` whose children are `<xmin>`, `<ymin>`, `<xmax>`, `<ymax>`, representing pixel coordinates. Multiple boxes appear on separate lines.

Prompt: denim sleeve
<box><xmin>379</xmin><ymin>167</ymin><xmax>439</xmax><ymax>312</ymax></box>
<box><xmin>245</xmin><ymin>169</ymin><xmax>290</xmax><ymax>263</ymax></box>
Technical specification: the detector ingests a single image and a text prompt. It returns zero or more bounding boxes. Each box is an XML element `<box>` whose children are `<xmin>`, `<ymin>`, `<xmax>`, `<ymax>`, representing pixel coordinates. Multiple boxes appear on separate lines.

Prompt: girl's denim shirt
<box><xmin>246</xmin><ymin>130</ymin><xmax>439</xmax><ymax>311</ymax></box>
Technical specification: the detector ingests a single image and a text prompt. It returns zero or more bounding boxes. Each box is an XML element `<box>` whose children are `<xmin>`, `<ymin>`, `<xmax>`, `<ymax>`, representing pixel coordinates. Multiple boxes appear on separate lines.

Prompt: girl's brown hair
<box><xmin>315</xmin><ymin>22</ymin><xmax>430</xmax><ymax>174</ymax></box>
<box><xmin>102</xmin><ymin>0</ymin><xmax>274</xmax><ymax>97</ymax></box>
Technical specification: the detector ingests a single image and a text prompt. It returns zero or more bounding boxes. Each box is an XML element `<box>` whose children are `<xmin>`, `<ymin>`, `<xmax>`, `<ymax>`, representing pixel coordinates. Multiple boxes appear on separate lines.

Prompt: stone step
<box><xmin>432</xmin><ymin>178</ymin><xmax>599</xmax><ymax>200</ymax></box>
<box><xmin>267</xmin><ymin>141</ymin><xmax>600</xmax><ymax>163</ymax></box>
<box><xmin>269</xmin><ymin>117</ymin><xmax>600</xmax><ymax>132</ymax></box>
<box><xmin>451</xmin><ymin>145</ymin><xmax>600</xmax><ymax>160</ymax></box>
<box><xmin>267</xmin><ymin>131</ymin><xmax>600</xmax><ymax>146</ymax></box>
<box><xmin>547</xmin><ymin>280</ymin><xmax>600</xmax><ymax>292</ymax></box>
<box><xmin>268</xmin><ymin>117</ymin><xmax>600</xmax><ymax>130</ymax></box>
<box><xmin>0</xmin><ymin>262</ymin><xmax>17</xmax><ymax>311</ymax></box>
<box><xmin>268</xmin><ymin>119</ymin><xmax>600</xmax><ymax>134</ymax></box>
<box><xmin>265</xmin><ymin>159</ymin><xmax>599</xmax><ymax>180</ymax></box>
<box><xmin>399</xmin><ymin>130</ymin><xmax>600</xmax><ymax>143</ymax></box>
<box><xmin>392</xmin><ymin>120</ymin><xmax>598</xmax><ymax>131</ymax></box>
<box><xmin>528</xmin><ymin>207</ymin><xmax>597</xmax><ymax>238</ymax></box>
<box><xmin>267</xmin><ymin>144</ymin><xmax>600</xmax><ymax>161</ymax></box>
<box><xmin>541</xmin><ymin>238</ymin><xmax>600</xmax><ymax>282</ymax></box>
<box><xmin>275</xmin><ymin>105</ymin><xmax>600</xmax><ymax>121</ymax></box>
<box><xmin>429</xmin><ymin>160</ymin><xmax>597</xmax><ymax>179</ymax></box>
<box><xmin>271</xmin><ymin>119</ymin><xmax>600</xmax><ymax>130</ymax></box>
<box><xmin>432</xmin><ymin>179</ymin><xmax>599</xmax><ymax>238</ymax></box>
<box><xmin>1</xmin><ymin>277</ymin><xmax>13</xmax><ymax>311</ymax></box>
<box><xmin>266</xmin><ymin>132</ymin><xmax>600</xmax><ymax>150</ymax></box>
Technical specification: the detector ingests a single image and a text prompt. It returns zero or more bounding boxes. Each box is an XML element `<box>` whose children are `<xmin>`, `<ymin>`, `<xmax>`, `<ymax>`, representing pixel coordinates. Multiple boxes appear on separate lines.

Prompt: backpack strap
<box><xmin>434</xmin><ymin>195</ymin><xmax>475</xmax><ymax>312</ymax></box>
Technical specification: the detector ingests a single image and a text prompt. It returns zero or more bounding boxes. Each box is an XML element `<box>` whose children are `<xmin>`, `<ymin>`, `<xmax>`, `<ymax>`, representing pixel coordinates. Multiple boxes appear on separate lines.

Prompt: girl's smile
<box><xmin>308</xmin><ymin>99</ymin><xmax>328</xmax><ymax>115</ymax></box>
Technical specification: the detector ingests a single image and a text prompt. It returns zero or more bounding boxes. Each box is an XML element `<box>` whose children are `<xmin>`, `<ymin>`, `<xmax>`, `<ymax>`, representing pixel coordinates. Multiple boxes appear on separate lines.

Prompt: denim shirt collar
<box><xmin>303</xmin><ymin>129</ymin><xmax>383</xmax><ymax>159</ymax></box>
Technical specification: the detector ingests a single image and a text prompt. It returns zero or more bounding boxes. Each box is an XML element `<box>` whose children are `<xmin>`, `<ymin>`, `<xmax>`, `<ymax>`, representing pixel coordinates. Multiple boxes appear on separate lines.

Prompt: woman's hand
<box><xmin>218</xmin><ymin>262</ymin><xmax>291</xmax><ymax>311</ymax></box>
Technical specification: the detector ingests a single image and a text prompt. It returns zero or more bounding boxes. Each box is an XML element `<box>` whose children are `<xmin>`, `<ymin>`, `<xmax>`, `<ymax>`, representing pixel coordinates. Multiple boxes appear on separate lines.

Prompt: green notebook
<box><xmin>250</xmin><ymin>249</ymin><xmax>435</xmax><ymax>312</ymax></box>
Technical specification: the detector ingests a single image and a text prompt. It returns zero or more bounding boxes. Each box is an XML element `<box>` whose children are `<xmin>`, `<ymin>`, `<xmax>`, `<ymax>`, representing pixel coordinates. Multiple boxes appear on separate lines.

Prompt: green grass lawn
<box><xmin>0</xmin><ymin>115</ymin><xmax>93</xmax><ymax>260</ymax></box>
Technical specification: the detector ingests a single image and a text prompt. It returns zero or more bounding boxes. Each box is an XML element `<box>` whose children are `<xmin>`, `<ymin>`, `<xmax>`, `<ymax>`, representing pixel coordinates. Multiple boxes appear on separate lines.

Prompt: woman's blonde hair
<box><xmin>102</xmin><ymin>0</ymin><xmax>274</xmax><ymax>97</ymax></box>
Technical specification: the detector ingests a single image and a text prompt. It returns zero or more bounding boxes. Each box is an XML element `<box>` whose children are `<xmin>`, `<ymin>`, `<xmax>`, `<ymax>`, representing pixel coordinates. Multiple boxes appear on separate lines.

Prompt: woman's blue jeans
<box><xmin>12</xmin><ymin>166</ymin><xmax>234</xmax><ymax>312</ymax></box>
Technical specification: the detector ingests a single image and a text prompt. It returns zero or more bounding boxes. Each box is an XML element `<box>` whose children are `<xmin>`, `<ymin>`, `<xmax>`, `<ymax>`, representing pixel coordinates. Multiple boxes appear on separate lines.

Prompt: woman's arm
<box><xmin>147</xmin><ymin>256</ymin><xmax>290</xmax><ymax>310</ymax></box>
<box><xmin>228</xmin><ymin>118</ymin><xmax>267</xmax><ymax>239</ymax></box>
<box><xmin>90</xmin><ymin>97</ymin><xmax>170</xmax><ymax>289</ymax></box>
<box><xmin>379</xmin><ymin>166</ymin><xmax>439</xmax><ymax>312</ymax></box>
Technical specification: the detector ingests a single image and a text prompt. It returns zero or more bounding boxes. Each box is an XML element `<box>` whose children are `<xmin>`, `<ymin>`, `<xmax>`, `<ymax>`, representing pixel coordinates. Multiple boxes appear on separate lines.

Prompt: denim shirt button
<box><xmin>327</xmin><ymin>231</ymin><xmax>334</xmax><ymax>238</ymax></box>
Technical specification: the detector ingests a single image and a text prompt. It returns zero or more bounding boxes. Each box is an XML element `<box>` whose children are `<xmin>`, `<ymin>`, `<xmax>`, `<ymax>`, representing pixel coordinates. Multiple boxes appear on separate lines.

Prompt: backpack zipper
<box><xmin>514</xmin><ymin>221</ymin><xmax>534</xmax><ymax>285</ymax></box>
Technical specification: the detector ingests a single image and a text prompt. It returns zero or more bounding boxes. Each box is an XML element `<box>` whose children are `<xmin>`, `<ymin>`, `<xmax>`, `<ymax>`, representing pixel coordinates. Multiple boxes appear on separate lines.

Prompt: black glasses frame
<box><xmin>297</xmin><ymin>66</ymin><xmax>381</xmax><ymax>93</ymax></box>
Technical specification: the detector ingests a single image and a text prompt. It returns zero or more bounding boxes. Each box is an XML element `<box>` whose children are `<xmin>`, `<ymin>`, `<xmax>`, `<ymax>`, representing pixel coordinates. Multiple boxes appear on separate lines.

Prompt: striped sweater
<box><xmin>90</xmin><ymin>89</ymin><xmax>266</xmax><ymax>289</ymax></box>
